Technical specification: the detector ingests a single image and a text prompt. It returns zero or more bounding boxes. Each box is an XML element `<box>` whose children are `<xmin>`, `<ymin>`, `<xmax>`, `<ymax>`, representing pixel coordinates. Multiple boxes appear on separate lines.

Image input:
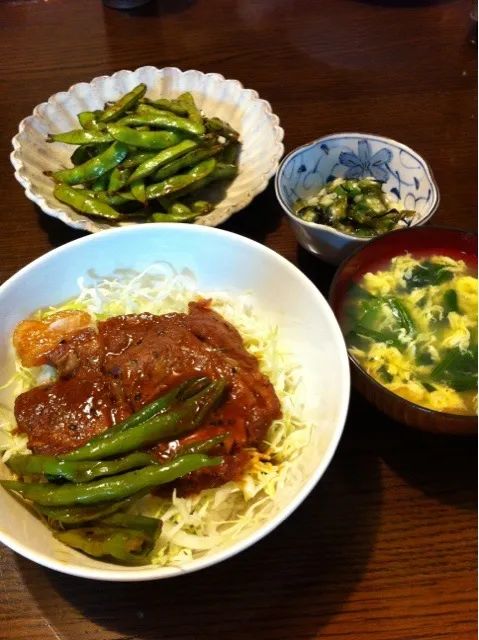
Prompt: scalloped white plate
<box><xmin>11</xmin><ymin>67</ymin><xmax>284</xmax><ymax>232</ymax></box>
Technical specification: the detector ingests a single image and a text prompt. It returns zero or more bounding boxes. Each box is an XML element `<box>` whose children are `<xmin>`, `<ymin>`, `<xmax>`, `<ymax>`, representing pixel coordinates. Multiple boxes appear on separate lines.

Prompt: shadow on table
<box><xmin>17</xmin><ymin>430</ymin><xmax>382</xmax><ymax>640</ymax></box>
<box><xmin>349</xmin><ymin>386</ymin><xmax>478</xmax><ymax>512</ymax></box>
<box><xmin>36</xmin><ymin>206</ymin><xmax>89</xmax><ymax>247</ymax></box>
<box><xmin>378</xmin><ymin>420</ymin><xmax>478</xmax><ymax>512</ymax></box>
<box><xmin>297</xmin><ymin>247</ymin><xmax>337</xmax><ymax>298</ymax></box>
<box><xmin>220</xmin><ymin>182</ymin><xmax>283</xmax><ymax>245</ymax></box>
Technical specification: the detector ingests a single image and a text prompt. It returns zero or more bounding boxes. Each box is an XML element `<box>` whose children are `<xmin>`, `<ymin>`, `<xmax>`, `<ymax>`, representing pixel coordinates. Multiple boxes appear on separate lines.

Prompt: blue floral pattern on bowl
<box><xmin>276</xmin><ymin>133</ymin><xmax>439</xmax><ymax>221</ymax></box>
<box><xmin>339</xmin><ymin>140</ymin><xmax>392</xmax><ymax>182</ymax></box>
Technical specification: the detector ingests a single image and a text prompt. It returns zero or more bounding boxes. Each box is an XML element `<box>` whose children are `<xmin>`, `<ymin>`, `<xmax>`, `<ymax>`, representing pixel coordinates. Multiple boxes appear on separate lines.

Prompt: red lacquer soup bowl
<box><xmin>329</xmin><ymin>227</ymin><xmax>478</xmax><ymax>435</ymax></box>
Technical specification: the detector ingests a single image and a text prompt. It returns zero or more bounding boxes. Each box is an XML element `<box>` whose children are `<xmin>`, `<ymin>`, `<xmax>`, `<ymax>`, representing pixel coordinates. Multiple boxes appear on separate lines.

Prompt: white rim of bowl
<box><xmin>10</xmin><ymin>66</ymin><xmax>285</xmax><ymax>233</ymax></box>
<box><xmin>274</xmin><ymin>132</ymin><xmax>440</xmax><ymax>242</ymax></box>
<box><xmin>0</xmin><ymin>223</ymin><xmax>350</xmax><ymax>581</ymax></box>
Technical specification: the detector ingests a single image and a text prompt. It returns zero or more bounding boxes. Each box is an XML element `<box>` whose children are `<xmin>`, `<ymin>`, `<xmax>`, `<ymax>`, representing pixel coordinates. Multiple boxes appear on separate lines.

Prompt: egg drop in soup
<box><xmin>342</xmin><ymin>253</ymin><xmax>478</xmax><ymax>416</ymax></box>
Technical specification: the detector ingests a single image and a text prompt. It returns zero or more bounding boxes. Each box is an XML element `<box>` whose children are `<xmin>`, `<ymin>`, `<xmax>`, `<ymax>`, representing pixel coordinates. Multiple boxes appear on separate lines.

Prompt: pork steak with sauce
<box><xmin>14</xmin><ymin>302</ymin><xmax>281</xmax><ymax>493</ymax></box>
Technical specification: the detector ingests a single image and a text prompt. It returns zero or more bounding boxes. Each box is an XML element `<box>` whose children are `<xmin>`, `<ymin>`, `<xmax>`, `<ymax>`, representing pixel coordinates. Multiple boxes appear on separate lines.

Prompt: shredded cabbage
<box><xmin>0</xmin><ymin>263</ymin><xmax>311</xmax><ymax>566</ymax></box>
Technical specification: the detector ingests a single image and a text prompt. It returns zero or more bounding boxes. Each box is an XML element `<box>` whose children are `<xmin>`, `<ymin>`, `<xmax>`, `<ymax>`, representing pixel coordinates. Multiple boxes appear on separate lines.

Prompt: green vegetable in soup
<box><xmin>443</xmin><ymin>289</ymin><xmax>459</xmax><ymax>314</ymax></box>
<box><xmin>404</xmin><ymin>261</ymin><xmax>454</xmax><ymax>291</ymax></box>
<box><xmin>341</xmin><ymin>253</ymin><xmax>478</xmax><ymax>416</ymax></box>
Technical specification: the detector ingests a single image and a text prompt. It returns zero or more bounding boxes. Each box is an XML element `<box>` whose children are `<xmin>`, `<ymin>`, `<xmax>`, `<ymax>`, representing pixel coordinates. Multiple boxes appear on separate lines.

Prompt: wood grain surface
<box><xmin>0</xmin><ymin>1</ymin><xmax>477</xmax><ymax>639</ymax></box>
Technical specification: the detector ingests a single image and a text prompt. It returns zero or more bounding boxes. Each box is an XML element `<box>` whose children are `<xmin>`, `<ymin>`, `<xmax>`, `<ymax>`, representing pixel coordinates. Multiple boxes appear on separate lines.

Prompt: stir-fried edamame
<box><xmin>46</xmin><ymin>84</ymin><xmax>241</xmax><ymax>223</ymax></box>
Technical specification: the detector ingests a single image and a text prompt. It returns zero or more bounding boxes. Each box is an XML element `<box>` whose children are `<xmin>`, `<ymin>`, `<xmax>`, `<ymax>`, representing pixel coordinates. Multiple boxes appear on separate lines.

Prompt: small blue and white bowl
<box><xmin>275</xmin><ymin>133</ymin><xmax>440</xmax><ymax>265</ymax></box>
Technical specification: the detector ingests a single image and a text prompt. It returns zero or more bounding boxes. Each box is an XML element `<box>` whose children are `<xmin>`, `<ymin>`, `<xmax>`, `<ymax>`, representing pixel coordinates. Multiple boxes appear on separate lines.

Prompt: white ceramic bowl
<box><xmin>275</xmin><ymin>133</ymin><xmax>440</xmax><ymax>265</ymax></box>
<box><xmin>10</xmin><ymin>66</ymin><xmax>284</xmax><ymax>233</ymax></box>
<box><xmin>0</xmin><ymin>224</ymin><xmax>349</xmax><ymax>581</ymax></box>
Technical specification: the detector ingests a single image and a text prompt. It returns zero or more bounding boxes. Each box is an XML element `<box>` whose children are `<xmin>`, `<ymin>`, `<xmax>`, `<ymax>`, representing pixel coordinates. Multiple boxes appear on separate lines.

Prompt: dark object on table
<box><xmin>469</xmin><ymin>3</ymin><xmax>478</xmax><ymax>46</ymax></box>
<box><xmin>104</xmin><ymin>0</ymin><xmax>152</xmax><ymax>9</ymax></box>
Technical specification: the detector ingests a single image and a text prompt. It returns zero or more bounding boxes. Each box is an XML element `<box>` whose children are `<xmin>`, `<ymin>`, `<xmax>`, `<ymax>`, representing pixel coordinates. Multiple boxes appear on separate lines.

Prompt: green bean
<box><xmin>176</xmin><ymin>92</ymin><xmax>202</xmax><ymax>123</ymax></box>
<box><xmin>91</xmin><ymin>170</ymin><xmax>112</xmax><ymax>192</ymax></box>
<box><xmin>177</xmin><ymin>432</ymin><xmax>230</xmax><ymax>456</ymax></box>
<box><xmin>98</xmin><ymin>513</ymin><xmax>161</xmax><ymax>537</ymax></box>
<box><xmin>128</xmin><ymin>139</ymin><xmax>198</xmax><ymax>184</ymax></box>
<box><xmin>220</xmin><ymin>141</ymin><xmax>240</xmax><ymax>165</ymax></box>
<box><xmin>81</xmin><ymin>189</ymin><xmax>137</xmax><ymax>206</ymax></box>
<box><xmin>108</xmin><ymin>166</ymin><xmax>132</xmax><ymax>194</ymax></box>
<box><xmin>140</xmin><ymin>97</ymin><xmax>189</xmax><ymax>117</ymax></box>
<box><xmin>48</xmin><ymin>86</ymin><xmax>241</xmax><ymax>223</ymax></box>
<box><xmin>169</xmin><ymin>202</ymin><xmax>193</xmax><ymax>216</ymax></box>
<box><xmin>172</xmin><ymin>162</ymin><xmax>238</xmax><ymax>199</ymax></box>
<box><xmin>70</xmin><ymin>146</ymin><xmax>92</xmax><ymax>166</ymax></box>
<box><xmin>61</xmin><ymin>379</ymin><xmax>224</xmax><ymax>461</ymax></box>
<box><xmin>156</xmin><ymin>195</ymin><xmax>174</xmax><ymax>211</ymax></box>
<box><xmin>146</xmin><ymin>158</ymin><xmax>217</xmax><ymax>200</ymax></box>
<box><xmin>78</xmin><ymin>111</ymin><xmax>101</xmax><ymax>130</ymax></box>
<box><xmin>54</xmin><ymin>526</ymin><xmax>155</xmax><ymax>565</ymax></box>
<box><xmin>106</xmin><ymin>124</ymin><xmax>184</xmax><ymax>150</ymax></box>
<box><xmin>99</xmin><ymin>83</ymin><xmax>147</xmax><ymax>123</ymax></box>
<box><xmin>47</xmin><ymin>130</ymin><xmax>113</xmax><ymax>145</ymax></box>
<box><xmin>151</xmin><ymin>201</ymin><xmax>208</xmax><ymax>223</ymax></box>
<box><xmin>150</xmin><ymin>214</ymin><xmax>190</xmax><ymax>223</ymax></box>
<box><xmin>204</xmin><ymin>117</ymin><xmax>240</xmax><ymax>141</ymax></box>
<box><xmin>2</xmin><ymin>455</ymin><xmax>221</xmax><ymax>506</ymax></box>
<box><xmin>120</xmin><ymin>108</ymin><xmax>205</xmax><ymax>136</ymax></box>
<box><xmin>34</xmin><ymin>491</ymin><xmax>149</xmax><ymax>525</ymax></box>
<box><xmin>443</xmin><ymin>289</ymin><xmax>459</xmax><ymax>314</ymax></box>
<box><xmin>51</xmin><ymin>141</ymin><xmax>128</xmax><ymax>186</ymax></box>
<box><xmin>122</xmin><ymin>151</ymin><xmax>157</xmax><ymax>169</ymax></box>
<box><xmin>191</xmin><ymin>200</ymin><xmax>214</xmax><ymax>216</ymax></box>
<box><xmin>151</xmin><ymin>202</ymin><xmax>199</xmax><ymax>223</ymax></box>
<box><xmin>61</xmin><ymin>380</ymin><xmax>194</xmax><ymax>460</ymax></box>
<box><xmin>178</xmin><ymin>376</ymin><xmax>210</xmax><ymax>399</ymax></box>
<box><xmin>93</xmin><ymin>142</ymin><xmax>112</xmax><ymax>156</ymax></box>
<box><xmin>130</xmin><ymin>178</ymin><xmax>147</xmax><ymax>204</ymax></box>
<box><xmin>53</xmin><ymin>184</ymin><xmax>120</xmax><ymax>220</ymax></box>
<box><xmin>7</xmin><ymin>452</ymin><xmax>156</xmax><ymax>484</ymax></box>
<box><xmin>152</xmin><ymin>143</ymin><xmax>224</xmax><ymax>182</ymax></box>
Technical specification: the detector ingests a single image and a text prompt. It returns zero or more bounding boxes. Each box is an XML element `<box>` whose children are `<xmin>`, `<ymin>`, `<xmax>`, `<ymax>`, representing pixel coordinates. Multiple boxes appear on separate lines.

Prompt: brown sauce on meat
<box><xmin>14</xmin><ymin>302</ymin><xmax>281</xmax><ymax>495</ymax></box>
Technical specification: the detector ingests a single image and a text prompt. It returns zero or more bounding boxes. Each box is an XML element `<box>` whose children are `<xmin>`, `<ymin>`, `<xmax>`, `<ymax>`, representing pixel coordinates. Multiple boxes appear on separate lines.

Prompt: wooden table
<box><xmin>0</xmin><ymin>1</ymin><xmax>477</xmax><ymax>638</ymax></box>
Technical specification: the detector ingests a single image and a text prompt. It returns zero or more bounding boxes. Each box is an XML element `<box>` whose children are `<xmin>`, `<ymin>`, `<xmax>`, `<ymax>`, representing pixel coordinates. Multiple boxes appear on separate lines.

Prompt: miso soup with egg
<box><xmin>342</xmin><ymin>253</ymin><xmax>478</xmax><ymax>416</ymax></box>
